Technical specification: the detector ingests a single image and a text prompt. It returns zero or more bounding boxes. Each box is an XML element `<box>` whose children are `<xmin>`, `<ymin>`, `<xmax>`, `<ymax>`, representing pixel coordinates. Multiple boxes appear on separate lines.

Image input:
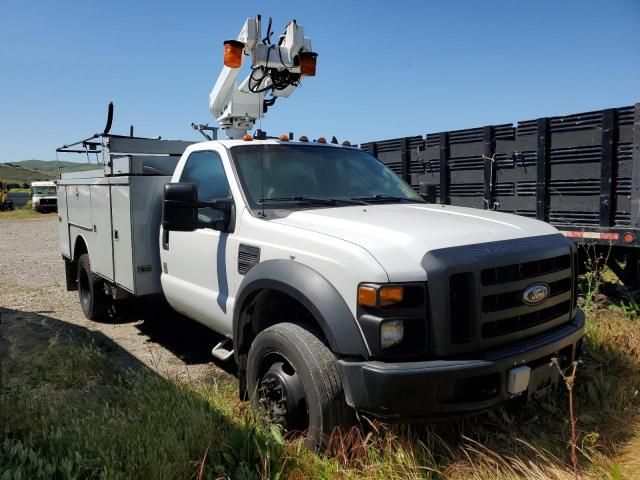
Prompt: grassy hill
<box><xmin>0</xmin><ymin>160</ymin><xmax>98</xmax><ymax>185</ymax></box>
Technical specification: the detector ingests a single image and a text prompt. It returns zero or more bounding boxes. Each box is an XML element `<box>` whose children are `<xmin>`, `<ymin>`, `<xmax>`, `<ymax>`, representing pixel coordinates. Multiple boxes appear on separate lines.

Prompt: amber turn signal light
<box><xmin>358</xmin><ymin>285</ymin><xmax>405</xmax><ymax>307</ymax></box>
<box><xmin>224</xmin><ymin>40</ymin><xmax>244</xmax><ymax>68</ymax></box>
<box><xmin>624</xmin><ymin>232</ymin><xmax>635</xmax><ymax>243</ymax></box>
<box><xmin>358</xmin><ymin>286</ymin><xmax>377</xmax><ymax>307</ymax></box>
<box><xmin>299</xmin><ymin>51</ymin><xmax>318</xmax><ymax>76</ymax></box>
<box><xmin>379</xmin><ymin>286</ymin><xmax>404</xmax><ymax>306</ymax></box>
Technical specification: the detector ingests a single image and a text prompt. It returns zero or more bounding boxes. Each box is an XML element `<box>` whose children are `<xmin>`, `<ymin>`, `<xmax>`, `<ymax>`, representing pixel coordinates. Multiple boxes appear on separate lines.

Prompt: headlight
<box><xmin>380</xmin><ymin>319</ymin><xmax>404</xmax><ymax>349</ymax></box>
<box><xmin>358</xmin><ymin>284</ymin><xmax>404</xmax><ymax>307</ymax></box>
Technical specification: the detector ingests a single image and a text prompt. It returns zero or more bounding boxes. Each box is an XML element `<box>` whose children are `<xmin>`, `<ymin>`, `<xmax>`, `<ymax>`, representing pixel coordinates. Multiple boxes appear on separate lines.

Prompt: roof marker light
<box><xmin>298</xmin><ymin>135</ymin><xmax>309</xmax><ymax>142</ymax></box>
<box><xmin>279</xmin><ymin>134</ymin><xmax>289</xmax><ymax>141</ymax></box>
<box><xmin>242</xmin><ymin>134</ymin><xmax>253</xmax><ymax>141</ymax></box>
<box><xmin>342</xmin><ymin>140</ymin><xmax>351</xmax><ymax>146</ymax></box>
<box><xmin>317</xmin><ymin>137</ymin><xmax>327</xmax><ymax>144</ymax></box>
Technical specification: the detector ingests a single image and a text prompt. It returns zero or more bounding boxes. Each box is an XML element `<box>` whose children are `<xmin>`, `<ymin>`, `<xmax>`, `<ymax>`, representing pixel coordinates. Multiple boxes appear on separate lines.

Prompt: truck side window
<box><xmin>180</xmin><ymin>150</ymin><xmax>231</xmax><ymax>224</ymax></box>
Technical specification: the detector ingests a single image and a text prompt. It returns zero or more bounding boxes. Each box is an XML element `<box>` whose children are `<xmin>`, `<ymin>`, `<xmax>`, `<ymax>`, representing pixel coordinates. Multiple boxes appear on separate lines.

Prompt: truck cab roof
<box><xmin>189</xmin><ymin>139</ymin><xmax>349</xmax><ymax>150</ymax></box>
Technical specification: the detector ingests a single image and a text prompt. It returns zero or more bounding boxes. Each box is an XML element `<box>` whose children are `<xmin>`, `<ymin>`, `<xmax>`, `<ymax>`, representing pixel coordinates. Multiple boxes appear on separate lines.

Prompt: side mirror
<box><xmin>163</xmin><ymin>182</ymin><xmax>235</xmax><ymax>233</ymax></box>
<box><xmin>419</xmin><ymin>182</ymin><xmax>438</xmax><ymax>203</ymax></box>
<box><xmin>163</xmin><ymin>183</ymin><xmax>199</xmax><ymax>232</ymax></box>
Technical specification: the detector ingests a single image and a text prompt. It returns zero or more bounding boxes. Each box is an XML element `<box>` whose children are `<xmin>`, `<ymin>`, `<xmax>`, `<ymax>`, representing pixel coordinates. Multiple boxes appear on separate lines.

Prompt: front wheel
<box><xmin>77</xmin><ymin>253</ymin><xmax>109</xmax><ymax>320</ymax></box>
<box><xmin>247</xmin><ymin>322</ymin><xmax>354</xmax><ymax>449</ymax></box>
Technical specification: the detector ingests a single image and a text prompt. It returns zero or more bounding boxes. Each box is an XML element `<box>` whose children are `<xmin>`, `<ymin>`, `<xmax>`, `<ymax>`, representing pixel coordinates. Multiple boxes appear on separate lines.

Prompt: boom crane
<box><xmin>208</xmin><ymin>15</ymin><xmax>317</xmax><ymax>139</ymax></box>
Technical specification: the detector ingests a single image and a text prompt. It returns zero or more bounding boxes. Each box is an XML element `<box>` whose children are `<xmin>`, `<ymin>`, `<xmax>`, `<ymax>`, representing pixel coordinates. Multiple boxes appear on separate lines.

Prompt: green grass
<box><xmin>0</xmin><ymin>335</ymin><xmax>323</xmax><ymax>479</ymax></box>
<box><xmin>2</xmin><ymin>277</ymin><xmax>640</xmax><ymax>479</ymax></box>
<box><xmin>0</xmin><ymin>203</ymin><xmax>52</xmax><ymax>220</ymax></box>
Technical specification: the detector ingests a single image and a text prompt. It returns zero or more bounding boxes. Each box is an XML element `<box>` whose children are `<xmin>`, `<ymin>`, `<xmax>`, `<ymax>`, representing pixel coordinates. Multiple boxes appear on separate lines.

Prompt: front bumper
<box><xmin>339</xmin><ymin>309</ymin><xmax>585</xmax><ymax>419</ymax></box>
<box><xmin>34</xmin><ymin>203</ymin><xmax>57</xmax><ymax>212</ymax></box>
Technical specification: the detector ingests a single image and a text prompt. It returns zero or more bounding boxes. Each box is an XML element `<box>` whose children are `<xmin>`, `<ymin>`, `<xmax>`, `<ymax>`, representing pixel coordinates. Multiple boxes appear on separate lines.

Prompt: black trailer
<box><xmin>361</xmin><ymin>103</ymin><xmax>640</xmax><ymax>282</ymax></box>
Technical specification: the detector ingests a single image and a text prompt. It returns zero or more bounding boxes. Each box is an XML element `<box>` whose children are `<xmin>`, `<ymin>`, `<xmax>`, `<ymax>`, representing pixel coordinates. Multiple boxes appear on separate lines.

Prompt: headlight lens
<box><xmin>380</xmin><ymin>319</ymin><xmax>404</xmax><ymax>349</ymax></box>
<box><xmin>358</xmin><ymin>284</ymin><xmax>405</xmax><ymax>307</ymax></box>
<box><xmin>379</xmin><ymin>286</ymin><xmax>404</xmax><ymax>306</ymax></box>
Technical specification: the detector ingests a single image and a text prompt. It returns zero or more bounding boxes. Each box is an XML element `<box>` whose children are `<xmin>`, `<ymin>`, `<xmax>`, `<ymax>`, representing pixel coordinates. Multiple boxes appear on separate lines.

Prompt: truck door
<box><xmin>160</xmin><ymin>150</ymin><xmax>234</xmax><ymax>334</ymax></box>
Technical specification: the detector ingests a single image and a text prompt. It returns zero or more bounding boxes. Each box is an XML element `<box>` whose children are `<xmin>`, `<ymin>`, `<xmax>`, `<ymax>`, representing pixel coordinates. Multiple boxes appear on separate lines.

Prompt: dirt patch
<box><xmin>0</xmin><ymin>216</ymin><xmax>235</xmax><ymax>384</ymax></box>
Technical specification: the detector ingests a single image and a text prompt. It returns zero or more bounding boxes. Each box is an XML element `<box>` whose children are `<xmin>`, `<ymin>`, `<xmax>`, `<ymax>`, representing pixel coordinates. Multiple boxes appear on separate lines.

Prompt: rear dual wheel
<box><xmin>247</xmin><ymin>322</ymin><xmax>354</xmax><ymax>449</ymax></box>
<box><xmin>77</xmin><ymin>254</ymin><xmax>110</xmax><ymax>320</ymax></box>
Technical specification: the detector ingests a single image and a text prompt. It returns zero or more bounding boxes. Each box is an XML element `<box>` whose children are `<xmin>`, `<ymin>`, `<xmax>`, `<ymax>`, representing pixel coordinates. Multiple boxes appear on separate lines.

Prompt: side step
<box><xmin>212</xmin><ymin>339</ymin><xmax>234</xmax><ymax>361</ymax></box>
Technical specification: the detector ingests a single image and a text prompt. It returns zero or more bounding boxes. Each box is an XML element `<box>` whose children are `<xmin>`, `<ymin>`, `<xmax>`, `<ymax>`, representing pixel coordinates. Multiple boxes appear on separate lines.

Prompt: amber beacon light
<box><xmin>223</xmin><ymin>40</ymin><xmax>244</xmax><ymax>68</ymax></box>
<box><xmin>299</xmin><ymin>52</ymin><xmax>318</xmax><ymax>76</ymax></box>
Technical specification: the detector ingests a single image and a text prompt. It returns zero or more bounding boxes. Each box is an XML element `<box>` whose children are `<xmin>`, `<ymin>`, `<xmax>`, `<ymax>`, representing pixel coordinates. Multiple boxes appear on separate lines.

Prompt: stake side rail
<box><xmin>361</xmin><ymin>103</ymin><xmax>640</xmax><ymax>248</ymax></box>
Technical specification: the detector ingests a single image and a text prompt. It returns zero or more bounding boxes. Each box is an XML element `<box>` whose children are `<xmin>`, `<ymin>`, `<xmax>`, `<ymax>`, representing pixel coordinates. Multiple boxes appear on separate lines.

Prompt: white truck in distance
<box><xmin>56</xmin><ymin>16</ymin><xmax>584</xmax><ymax>448</ymax></box>
<box><xmin>31</xmin><ymin>180</ymin><xmax>58</xmax><ymax>212</ymax></box>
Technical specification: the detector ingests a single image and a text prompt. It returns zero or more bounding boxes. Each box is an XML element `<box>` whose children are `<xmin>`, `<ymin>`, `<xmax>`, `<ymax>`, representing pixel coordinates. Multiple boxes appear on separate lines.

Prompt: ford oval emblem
<box><xmin>522</xmin><ymin>283</ymin><xmax>550</xmax><ymax>305</ymax></box>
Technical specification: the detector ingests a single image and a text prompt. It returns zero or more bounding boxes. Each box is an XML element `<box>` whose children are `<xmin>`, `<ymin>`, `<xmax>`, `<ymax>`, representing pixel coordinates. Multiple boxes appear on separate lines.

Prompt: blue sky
<box><xmin>1</xmin><ymin>0</ymin><xmax>639</xmax><ymax>161</ymax></box>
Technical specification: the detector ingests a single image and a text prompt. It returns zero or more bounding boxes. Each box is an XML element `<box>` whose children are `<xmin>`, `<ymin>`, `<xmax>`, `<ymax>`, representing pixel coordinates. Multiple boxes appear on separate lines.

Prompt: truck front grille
<box><xmin>424</xmin><ymin>234</ymin><xmax>577</xmax><ymax>356</ymax></box>
<box><xmin>482</xmin><ymin>300</ymin><xmax>571</xmax><ymax>338</ymax></box>
<box><xmin>482</xmin><ymin>277</ymin><xmax>571</xmax><ymax>313</ymax></box>
<box><xmin>467</xmin><ymin>254</ymin><xmax>573</xmax><ymax>343</ymax></box>
<box><xmin>481</xmin><ymin>254</ymin><xmax>571</xmax><ymax>285</ymax></box>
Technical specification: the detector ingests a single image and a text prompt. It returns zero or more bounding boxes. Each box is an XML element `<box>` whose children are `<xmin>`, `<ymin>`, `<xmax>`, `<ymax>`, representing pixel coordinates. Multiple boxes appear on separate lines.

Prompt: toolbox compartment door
<box><xmin>57</xmin><ymin>185</ymin><xmax>71</xmax><ymax>258</ymax></box>
<box><xmin>90</xmin><ymin>185</ymin><xmax>114</xmax><ymax>281</ymax></box>
<box><xmin>129</xmin><ymin>176</ymin><xmax>168</xmax><ymax>296</ymax></box>
<box><xmin>67</xmin><ymin>185</ymin><xmax>92</xmax><ymax>230</ymax></box>
<box><xmin>111</xmin><ymin>185</ymin><xmax>134</xmax><ymax>292</ymax></box>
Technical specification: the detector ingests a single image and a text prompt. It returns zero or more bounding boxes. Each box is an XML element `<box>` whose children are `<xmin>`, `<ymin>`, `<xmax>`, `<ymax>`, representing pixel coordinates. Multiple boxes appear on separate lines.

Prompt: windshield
<box><xmin>230</xmin><ymin>145</ymin><xmax>423</xmax><ymax>209</ymax></box>
<box><xmin>32</xmin><ymin>186</ymin><xmax>56</xmax><ymax>196</ymax></box>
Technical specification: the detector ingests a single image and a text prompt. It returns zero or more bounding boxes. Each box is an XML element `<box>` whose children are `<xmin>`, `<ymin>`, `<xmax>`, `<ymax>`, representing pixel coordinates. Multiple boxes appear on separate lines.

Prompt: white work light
<box><xmin>380</xmin><ymin>319</ymin><xmax>404</xmax><ymax>349</ymax></box>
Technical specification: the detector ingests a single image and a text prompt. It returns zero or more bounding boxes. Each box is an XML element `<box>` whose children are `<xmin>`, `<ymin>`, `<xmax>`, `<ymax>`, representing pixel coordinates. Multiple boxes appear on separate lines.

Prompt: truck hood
<box><xmin>270</xmin><ymin>203</ymin><xmax>560</xmax><ymax>281</ymax></box>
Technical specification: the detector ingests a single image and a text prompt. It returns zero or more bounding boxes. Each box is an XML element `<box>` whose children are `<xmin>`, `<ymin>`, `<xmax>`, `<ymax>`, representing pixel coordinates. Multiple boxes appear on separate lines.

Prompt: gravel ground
<box><xmin>0</xmin><ymin>215</ymin><xmax>235</xmax><ymax>383</ymax></box>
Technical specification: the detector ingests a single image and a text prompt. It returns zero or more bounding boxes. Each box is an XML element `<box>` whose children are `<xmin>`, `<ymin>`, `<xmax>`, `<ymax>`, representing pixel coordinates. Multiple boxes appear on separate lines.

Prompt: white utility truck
<box><xmin>58</xmin><ymin>16</ymin><xmax>584</xmax><ymax>447</ymax></box>
<box><xmin>31</xmin><ymin>180</ymin><xmax>58</xmax><ymax>212</ymax></box>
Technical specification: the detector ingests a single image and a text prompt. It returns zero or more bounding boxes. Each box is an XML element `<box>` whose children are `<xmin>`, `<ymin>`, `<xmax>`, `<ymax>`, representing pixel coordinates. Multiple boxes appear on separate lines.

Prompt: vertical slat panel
<box><xmin>400</xmin><ymin>137</ymin><xmax>409</xmax><ymax>183</ymax></box>
<box><xmin>600</xmin><ymin>109</ymin><xmax>617</xmax><ymax>227</ymax></box>
<box><xmin>371</xmin><ymin>141</ymin><xmax>378</xmax><ymax>159</ymax></box>
<box><xmin>632</xmin><ymin>104</ymin><xmax>640</xmax><ymax>228</ymax></box>
<box><xmin>439</xmin><ymin>132</ymin><xmax>450</xmax><ymax>204</ymax></box>
<box><xmin>483</xmin><ymin>126</ymin><xmax>495</xmax><ymax>210</ymax></box>
<box><xmin>536</xmin><ymin>118</ymin><xmax>550</xmax><ymax>221</ymax></box>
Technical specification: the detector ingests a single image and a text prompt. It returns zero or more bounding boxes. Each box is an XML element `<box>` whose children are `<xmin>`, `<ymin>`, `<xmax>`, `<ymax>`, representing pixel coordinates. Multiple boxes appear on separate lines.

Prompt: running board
<box><xmin>212</xmin><ymin>339</ymin><xmax>234</xmax><ymax>361</ymax></box>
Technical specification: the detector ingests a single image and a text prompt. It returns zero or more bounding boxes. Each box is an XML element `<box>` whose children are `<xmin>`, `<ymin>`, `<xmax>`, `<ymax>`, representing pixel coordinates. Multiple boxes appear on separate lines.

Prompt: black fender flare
<box><xmin>233</xmin><ymin>259</ymin><xmax>369</xmax><ymax>362</ymax></box>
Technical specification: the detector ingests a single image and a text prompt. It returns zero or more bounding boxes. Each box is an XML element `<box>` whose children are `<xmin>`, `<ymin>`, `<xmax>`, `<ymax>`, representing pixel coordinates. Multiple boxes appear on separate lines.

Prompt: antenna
<box><xmin>260</xmin><ymin>149</ymin><xmax>266</xmax><ymax>218</ymax></box>
<box><xmin>258</xmin><ymin>94</ymin><xmax>266</xmax><ymax>218</ymax></box>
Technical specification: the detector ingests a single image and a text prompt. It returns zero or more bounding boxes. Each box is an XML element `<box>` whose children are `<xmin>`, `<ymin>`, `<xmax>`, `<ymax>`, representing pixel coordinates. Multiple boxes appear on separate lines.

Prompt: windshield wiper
<box><xmin>259</xmin><ymin>196</ymin><xmax>366</xmax><ymax>206</ymax></box>
<box><xmin>351</xmin><ymin>194</ymin><xmax>423</xmax><ymax>204</ymax></box>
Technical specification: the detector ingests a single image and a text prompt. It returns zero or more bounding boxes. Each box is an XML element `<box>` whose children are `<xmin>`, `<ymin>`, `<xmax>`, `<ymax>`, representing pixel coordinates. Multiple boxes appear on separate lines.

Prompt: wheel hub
<box><xmin>258</xmin><ymin>361</ymin><xmax>307</xmax><ymax>431</ymax></box>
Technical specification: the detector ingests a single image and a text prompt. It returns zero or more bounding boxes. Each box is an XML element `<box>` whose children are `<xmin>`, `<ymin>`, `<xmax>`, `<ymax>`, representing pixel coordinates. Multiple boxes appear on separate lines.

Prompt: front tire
<box><xmin>77</xmin><ymin>253</ymin><xmax>109</xmax><ymax>320</ymax></box>
<box><xmin>247</xmin><ymin>322</ymin><xmax>354</xmax><ymax>449</ymax></box>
